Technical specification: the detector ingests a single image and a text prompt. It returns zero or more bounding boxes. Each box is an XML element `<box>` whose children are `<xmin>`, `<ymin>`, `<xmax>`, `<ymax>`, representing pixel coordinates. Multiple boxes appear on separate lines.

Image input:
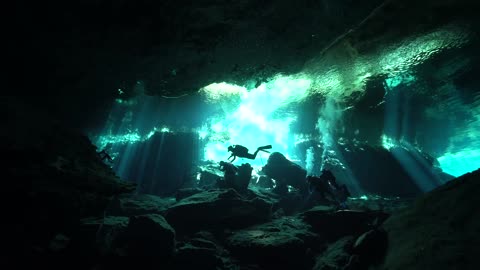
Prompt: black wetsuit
<box><xmin>228</xmin><ymin>145</ymin><xmax>272</xmax><ymax>162</ymax></box>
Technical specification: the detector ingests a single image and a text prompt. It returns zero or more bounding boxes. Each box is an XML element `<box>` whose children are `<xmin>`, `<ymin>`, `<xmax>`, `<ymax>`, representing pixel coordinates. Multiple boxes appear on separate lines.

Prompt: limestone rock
<box><xmin>175</xmin><ymin>187</ymin><xmax>204</xmax><ymax>201</ymax></box>
<box><xmin>82</xmin><ymin>216</ymin><xmax>129</xmax><ymax>255</ymax></box>
<box><xmin>107</xmin><ymin>194</ymin><xmax>175</xmax><ymax>217</ymax></box>
<box><xmin>174</xmin><ymin>242</ymin><xmax>223</xmax><ymax>269</ymax></box>
<box><xmin>122</xmin><ymin>214</ymin><xmax>176</xmax><ymax>257</ymax></box>
<box><xmin>313</xmin><ymin>236</ymin><xmax>354</xmax><ymax>270</ymax></box>
<box><xmin>302</xmin><ymin>206</ymin><xmax>389</xmax><ymax>240</ymax></box>
<box><xmin>381</xmin><ymin>169</ymin><xmax>480</xmax><ymax>270</ymax></box>
<box><xmin>227</xmin><ymin>216</ymin><xmax>319</xmax><ymax>269</ymax></box>
<box><xmin>166</xmin><ymin>189</ymin><xmax>272</xmax><ymax>232</ymax></box>
<box><xmin>262</xmin><ymin>152</ymin><xmax>308</xmax><ymax>194</ymax></box>
<box><xmin>352</xmin><ymin>229</ymin><xmax>387</xmax><ymax>268</ymax></box>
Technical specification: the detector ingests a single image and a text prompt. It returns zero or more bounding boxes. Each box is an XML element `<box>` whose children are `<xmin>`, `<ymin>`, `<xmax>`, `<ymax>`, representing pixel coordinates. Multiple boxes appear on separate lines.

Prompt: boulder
<box><xmin>189</xmin><ymin>237</ymin><xmax>218</xmax><ymax>250</ymax></box>
<box><xmin>80</xmin><ymin>216</ymin><xmax>129</xmax><ymax>255</ymax></box>
<box><xmin>302</xmin><ymin>206</ymin><xmax>389</xmax><ymax>240</ymax></box>
<box><xmin>80</xmin><ymin>214</ymin><xmax>176</xmax><ymax>258</ymax></box>
<box><xmin>275</xmin><ymin>190</ymin><xmax>307</xmax><ymax>215</ymax></box>
<box><xmin>173</xmin><ymin>231</ymin><xmax>237</xmax><ymax>270</ymax></box>
<box><xmin>73</xmin><ymin>215</ymin><xmax>130</xmax><ymax>262</ymax></box>
<box><xmin>175</xmin><ymin>187</ymin><xmax>204</xmax><ymax>201</ymax></box>
<box><xmin>106</xmin><ymin>194</ymin><xmax>175</xmax><ymax>217</ymax></box>
<box><xmin>226</xmin><ymin>216</ymin><xmax>319</xmax><ymax>269</ymax></box>
<box><xmin>332</xmin><ymin>144</ymin><xmax>453</xmax><ymax>197</ymax></box>
<box><xmin>235</xmin><ymin>163</ymin><xmax>254</xmax><ymax>192</ymax></box>
<box><xmin>198</xmin><ymin>164</ymin><xmax>223</xmax><ymax>187</ymax></box>
<box><xmin>346</xmin><ymin>195</ymin><xmax>414</xmax><ymax>214</ymax></box>
<box><xmin>174</xmin><ymin>242</ymin><xmax>223</xmax><ymax>269</ymax></box>
<box><xmin>126</xmin><ymin>214</ymin><xmax>175</xmax><ymax>257</ymax></box>
<box><xmin>255</xmin><ymin>175</ymin><xmax>274</xmax><ymax>189</ymax></box>
<box><xmin>166</xmin><ymin>189</ymin><xmax>272</xmax><ymax>232</ymax></box>
<box><xmin>2</xmin><ymin>124</ymin><xmax>136</xmax><ymax>262</ymax></box>
<box><xmin>262</xmin><ymin>152</ymin><xmax>308</xmax><ymax>194</ymax></box>
<box><xmin>76</xmin><ymin>214</ymin><xmax>175</xmax><ymax>268</ymax></box>
<box><xmin>381</xmin><ymin>169</ymin><xmax>480</xmax><ymax>270</ymax></box>
<box><xmin>244</xmin><ymin>187</ymin><xmax>280</xmax><ymax>206</ymax></box>
<box><xmin>312</xmin><ymin>236</ymin><xmax>354</xmax><ymax>270</ymax></box>
<box><xmin>352</xmin><ymin>229</ymin><xmax>388</xmax><ymax>267</ymax></box>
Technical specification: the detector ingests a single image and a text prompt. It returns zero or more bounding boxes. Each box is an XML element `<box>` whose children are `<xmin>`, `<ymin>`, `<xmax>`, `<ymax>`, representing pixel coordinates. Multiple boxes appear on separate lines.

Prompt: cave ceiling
<box><xmin>10</xmin><ymin>0</ymin><xmax>479</xmax><ymax>119</ymax></box>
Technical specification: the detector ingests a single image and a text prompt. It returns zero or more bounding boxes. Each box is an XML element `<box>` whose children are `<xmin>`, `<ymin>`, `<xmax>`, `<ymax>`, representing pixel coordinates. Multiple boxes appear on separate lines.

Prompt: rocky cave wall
<box><xmin>9</xmin><ymin>0</ymin><xmax>479</xmax><ymax>132</ymax></box>
<box><xmin>6</xmin><ymin>0</ymin><xmax>479</xmax><ymax>197</ymax></box>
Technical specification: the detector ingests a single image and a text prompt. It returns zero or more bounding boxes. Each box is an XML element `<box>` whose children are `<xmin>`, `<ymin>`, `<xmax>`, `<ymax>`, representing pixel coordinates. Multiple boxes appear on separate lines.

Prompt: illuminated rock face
<box><xmin>13</xmin><ymin>0</ymin><xmax>478</xmax><ymax>129</ymax></box>
<box><xmin>111</xmin><ymin>131</ymin><xmax>200</xmax><ymax>196</ymax></box>
<box><xmin>340</xmin><ymin>68</ymin><xmax>480</xmax><ymax>178</ymax></box>
<box><xmin>8</xmin><ymin>1</ymin><xmax>479</xmax><ymax>196</ymax></box>
<box><xmin>382</xmin><ymin>169</ymin><xmax>480</xmax><ymax>270</ymax></box>
<box><xmin>262</xmin><ymin>152</ymin><xmax>308</xmax><ymax>194</ymax></box>
<box><xmin>5</xmin><ymin>1</ymin><xmax>480</xmax><ymax>269</ymax></box>
<box><xmin>166</xmin><ymin>189</ymin><xmax>272</xmax><ymax>232</ymax></box>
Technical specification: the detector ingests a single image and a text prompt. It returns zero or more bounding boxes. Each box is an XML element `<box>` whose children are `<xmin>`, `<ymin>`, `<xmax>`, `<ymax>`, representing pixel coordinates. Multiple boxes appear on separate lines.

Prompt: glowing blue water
<box><xmin>200</xmin><ymin>75</ymin><xmax>312</xmax><ymax>166</ymax></box>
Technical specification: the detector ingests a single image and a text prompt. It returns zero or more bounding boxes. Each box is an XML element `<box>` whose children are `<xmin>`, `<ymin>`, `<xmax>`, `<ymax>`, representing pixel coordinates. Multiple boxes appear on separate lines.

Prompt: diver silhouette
<box><xmin>227</xmin><ymin>144</ymin><xmax>272</xmax><ymax>162</ymax></box>
<box><xmin>307</xmin><ymin>169</ymin><xmax>351</xmax><ymax>209</ymax></box>
<box><xmin>320</xmin><ymin>169</ymin><xmax>339</xmax><ymax>189</ymax></box>
<box><xmin>98</xmin><ymin>149</ymin><xmax>113</xmax><ymax>162</ymax></box>
<box><xmin>307</xmin><ymin>175</ymin><xmax>336</xmax><ymax>200</ymax></box>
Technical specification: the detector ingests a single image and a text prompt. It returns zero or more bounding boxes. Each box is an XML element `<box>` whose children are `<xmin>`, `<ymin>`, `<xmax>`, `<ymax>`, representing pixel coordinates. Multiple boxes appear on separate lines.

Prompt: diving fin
<box><xmin>258</xmin><ymin>145</ymin><xmax>273</xmax><ymax>150</ymax></box>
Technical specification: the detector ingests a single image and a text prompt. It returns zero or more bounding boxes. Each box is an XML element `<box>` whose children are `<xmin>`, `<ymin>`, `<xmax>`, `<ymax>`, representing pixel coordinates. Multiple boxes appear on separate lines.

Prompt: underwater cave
<box><xmin>5</xmin><ymin>0</ymin><xmax>480</xmax><ymax>269</ymax></box>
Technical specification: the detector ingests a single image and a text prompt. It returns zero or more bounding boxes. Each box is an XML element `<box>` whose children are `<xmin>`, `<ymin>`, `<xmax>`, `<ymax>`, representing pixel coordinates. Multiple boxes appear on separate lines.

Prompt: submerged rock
<box><xmin>106</xmin><ymin>193</ymin><xmax>175</xmax><ymax>217</ymax></box>
<box><xmin>302</xmin><ymin>205</ymin><xmax>389</xmax><ymax>240</ymax></box>
<box><xmin>262</xmin><ymin>152</ymin><xmax>308</xmax><ymax>195</ymax></box>
<box><xmin>175</xmin><ymin>243</ymin><xmax>223</xmax><ymax>269</ymax></box>
<box><xmin>244</xmin><ymin>187</ymin><xmax>280</xmax><ymax>206</ymax></box>
<box><xmin>173</xmin><ymin>231</ymin><xmax>237</xmax><ymax>269</ymax></box>
<box><xmin>346</xmin><ymin>195</ymin><xmax>414</xmax><ymax>213</ymax></box>
<box><xmin>226</xmin><ymin>216</ymin><xmax>319</xmax><ymax>269</ymax></box>
<box><xmin>76</xmin><ymin>214</ymin><xmax>176</xmax><ymax>269</ymax></box>
<box><xmin>3</xmin><ymin>123</ymin><xmax>136</xmax><ymax>262</ymax></box>
<box><xmin>381</xmin><ymin>169</ymin><xmax>480</xmax><ymax>270</ymax></box>
<box><xmin>312</xmin><ymin>236</ymin><xmax>354</xmax><ymax>270</ymax></box>
<box><xmin>230</xmin><ymin>163</ymin><xmax>254</xmax><ymax>193</ymax></box>
<box><xmin>122</xmin><ymin>214</ymin><xmax>176</xmax><ymax>257</ymax></box>
<box><xmin>175</xmin><ymin>187</ymin><xmax>204</xmax><ymax>201</ymax></box>
<box><xmin>254</xmin><ymin>175</ymin><xmax>275</xmax><ymax>189</ymax></box>
<box><xmin>332</xmin><ymin>144</ymin><xmax>453</xmax><ymax>197</ymax></box>
<box><xmin>198</xmin><ymin>163</ymin><xmax>223</xmax><ymax>188</ymax></box>
<box><xmin>80</xmin><ymin>214</ymin><xmax>176</xmax><ymax>258</ymax></box>
<box><xmin>166</xmin><ymin>189</ymin><xmax>272</xmax><ymax>232</ymax></box>
<box><xmin>352</xmin><ymin>229</ymin><xmax>388</xmax><ymax>268</ymax></box>
<box><xmin>79</xmin><ymin>216</ymin><xmax>130</xmax><ymax>256</ymax></box>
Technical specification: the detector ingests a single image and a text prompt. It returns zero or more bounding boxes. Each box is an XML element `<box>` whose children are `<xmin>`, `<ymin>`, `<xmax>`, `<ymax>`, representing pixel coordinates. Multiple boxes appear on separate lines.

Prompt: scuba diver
<box><xmin>336</xmin><ymin>184</ymin><xmax>351</xmax><ymax>209</ymax></box>
<box><xmin>307</xmin><ymin>169</ymin><xmax>351</xmax><ymax>209</ymax></box>
<box><xmin>227</xmin><ymin>144</ymin><xmax>272</xmax><ymax>162</ymax></box>
<box><xmin>98</xmin><ymin>149</ymin><xmax>113</xmax><ymax>163</ymax></box>
<box><xmin>307</xmin><ymin>175</ymin><xmax>336</xmax><ymax>201</ymax></box>
<box><xmin>319</xmin><ymin>169</ymin><xmax>339</xmax><ymax>189</ymax></box>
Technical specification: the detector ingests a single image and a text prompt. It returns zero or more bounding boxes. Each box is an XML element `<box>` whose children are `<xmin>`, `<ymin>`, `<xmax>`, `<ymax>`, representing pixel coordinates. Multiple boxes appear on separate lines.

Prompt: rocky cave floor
<box><xmin>4</xmin><ymin>126</ymin><xmax>479</xmax><ymax>270</ymax></box>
